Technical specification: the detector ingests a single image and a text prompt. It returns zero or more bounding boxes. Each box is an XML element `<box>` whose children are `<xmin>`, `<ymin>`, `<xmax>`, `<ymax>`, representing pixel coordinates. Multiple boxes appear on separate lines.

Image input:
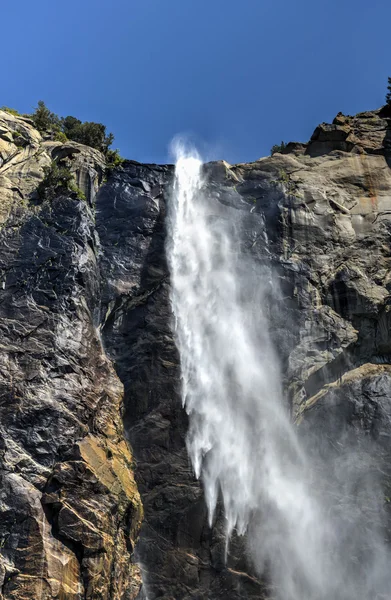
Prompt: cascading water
<box><xmin>167</xmin><ymin>147</ymin><xmax>391</xmax><ymax>600</ymax></box>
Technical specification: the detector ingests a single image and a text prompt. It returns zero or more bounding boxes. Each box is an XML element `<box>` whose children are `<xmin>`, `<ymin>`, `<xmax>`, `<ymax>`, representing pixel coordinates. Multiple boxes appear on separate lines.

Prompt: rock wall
<box><xmin>0</xmin><ymin>111</ymin><xmax>142</xmax><ymax>600</ymax></box>
<box><xmin>1</xmin><ymin>105</ymin><xmax>391</xmax><ymax>599</ymax></box>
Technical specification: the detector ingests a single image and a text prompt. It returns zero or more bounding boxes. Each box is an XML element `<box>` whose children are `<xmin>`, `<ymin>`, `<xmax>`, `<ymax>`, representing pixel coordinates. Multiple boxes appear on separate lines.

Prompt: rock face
<box><xmin>0</xmin><ymin>110</ymin><xmax>142</xmax><ymax>600</ymax></box>
<box><xmin>1</xmin><ymin>105</ymin><xmax>391</xmax><ymax>599</ymax></box>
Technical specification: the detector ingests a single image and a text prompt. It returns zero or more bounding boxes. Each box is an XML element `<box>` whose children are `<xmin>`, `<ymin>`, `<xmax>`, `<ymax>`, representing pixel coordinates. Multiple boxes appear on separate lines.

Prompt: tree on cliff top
<box><xmin>32</xmin><ymin>101</ymin><xmax>61</xmax><ymax>134</ymax></box>
<box><xmin>31</xmin><ymin>101</ymin><xmax>115</xmax><ymax>155</ymax></box>
<box><xmin>271</xmin><ymin>141</ymin><xmax>287</xmax><ymax>155</ymax></box>
<box><xmin>62</xmin><ymin>116</ymin><xmax>114</xmax><ymax>153</ymax></box>
<box><xmin>386</xmin><ymin>77</ymin><xmax>391</xmax><ymax>106</ymax></box>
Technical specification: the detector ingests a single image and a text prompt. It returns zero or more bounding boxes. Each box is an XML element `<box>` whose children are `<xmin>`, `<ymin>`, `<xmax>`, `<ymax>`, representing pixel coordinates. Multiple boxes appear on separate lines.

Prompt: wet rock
<box><xmin>1</xmin><ymin>106</ymin><xmax>391</xmax><ymax>599</ymax></box>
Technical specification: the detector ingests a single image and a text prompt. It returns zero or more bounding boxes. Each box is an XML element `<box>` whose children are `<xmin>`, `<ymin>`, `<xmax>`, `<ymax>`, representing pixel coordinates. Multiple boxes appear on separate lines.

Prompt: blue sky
<box><xmin>2</xmin><ymin>0</ymin><xmax>390</xmax><ymax>164</ymax></box>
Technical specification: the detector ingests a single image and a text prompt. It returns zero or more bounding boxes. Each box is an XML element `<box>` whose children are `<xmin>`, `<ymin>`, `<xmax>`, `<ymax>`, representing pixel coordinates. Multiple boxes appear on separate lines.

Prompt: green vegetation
<box><xmin>29</xmin><ymin>100</ymin><xmax>125</xmax><ymax>167</ymax></box>
<box><xmin>61</xmin><ymin>115</ymin><xmax>114</xmax><ymax>153</ymax></box>
<box><xmin>386</xmin><ymin>77</ymin><xmax>391</xmax><ymax>106</ymax></box>
<box><xmin>61</xmin><ymin>115</ymin><xmax>81</xmax><ymax>138</ymax></box>
<box><xmin>271</xmin><ymin>141</ymin><xmax>287</xmax><ymax>155</ymax></box>
<box><xmin>3</xmin><ymin>100</ymin><xmax>125</xmax><ymax>170</ymax></box>
<box><xmin>37</xmin><ymin>160</ymin><xmax>85</xmax><ymax>202</ymax></box>
<box><xmin>106</xmin><ymin>148</ymin><xmax>125</xmax><ymax>169</ymax></box>
<box><xmin>279</xmin><ymin>169</ymin><xmax>289</xmax><ymax>184</ymax></box>
<box><xmin>1</xmin><ymin>106</ymin><xmax>21</xmax><ymax>116</ymax></box>
<box><xmin>278</xmin><ymin>169</ymin><xmax>302</xmax><ymax>198</ymax></box>
<box><xmin>31</xmin><ymin>100</ymin><xmax>61</xmax><ymax>134</ymax></box>
<box><xmin>30</xmin><ymin>100</ymin><xmax>121</xmax><ymax>158</ymax></box>
<box><xmin>54</xmin><ymin>131</ymin><xmax>68</xmax><ymax>143</ymax></box>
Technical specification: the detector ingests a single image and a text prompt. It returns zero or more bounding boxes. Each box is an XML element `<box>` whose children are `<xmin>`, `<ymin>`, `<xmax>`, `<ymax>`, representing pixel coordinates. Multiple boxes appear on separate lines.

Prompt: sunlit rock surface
<box><xmin>1</xmin><ymin>105</ymin><xmax>391</xmax><ymax>598</ymax></box>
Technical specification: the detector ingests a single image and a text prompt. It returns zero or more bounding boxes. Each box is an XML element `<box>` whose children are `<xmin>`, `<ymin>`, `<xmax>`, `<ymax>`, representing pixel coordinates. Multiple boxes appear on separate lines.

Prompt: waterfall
<box><xmin>167</xmin><ymin>148</ymin><xmax>391</xmax><ymax>600</ymax></box>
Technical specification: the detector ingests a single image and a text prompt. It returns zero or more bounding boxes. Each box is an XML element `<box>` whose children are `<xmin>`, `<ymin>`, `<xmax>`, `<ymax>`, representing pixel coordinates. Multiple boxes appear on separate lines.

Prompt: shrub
<box><xmin>106</xmin><ymin>148</ymin><xmax>124</xmax><ymax>169</ymax></box>
<box><xmin>1</xmin><ymin>106</ymin><xmax>21</xmax><ymax>116</ymax></box>
<box><xmin>37</xmin><ymin>160</ymin><xmax>85</xmax><ymax>202</ymax></box>
<box><xmin>68</xmin><ymin>182</ymin><xmax>86</xmax><ymax>201</ymax></box>
<box><xmin>54</xmin><ymin>131</ymin><xmax>68</xmax><ymax>143</ymax></box>
<box><xmin>271</xmin><ymin>141</ymin><xmax>287</xmax><ymax>155</ymax></box>
<box><xmin>386</xmin><ymin>77</ymin><xmax>391</xmax><ymax>106</ymax></box>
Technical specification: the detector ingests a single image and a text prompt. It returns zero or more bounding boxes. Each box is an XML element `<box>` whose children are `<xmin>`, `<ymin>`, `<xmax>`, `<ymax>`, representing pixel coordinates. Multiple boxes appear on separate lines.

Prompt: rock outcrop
<box><xmin>0</xmin><ymin>110</ymin><xmax>142</xmax><ymax>600</ymax></box>
<box><xmin>1</xmin><ymin>105</ymin><xmax>391</xmax><ymax>599</ymax></box>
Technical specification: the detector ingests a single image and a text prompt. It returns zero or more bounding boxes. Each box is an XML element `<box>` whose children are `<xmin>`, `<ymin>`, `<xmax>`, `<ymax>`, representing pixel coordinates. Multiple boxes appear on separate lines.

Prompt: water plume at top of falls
<box><xmin>167</xmin><ymin>145</ymin><xmax>391</xmax><ymax>600</ymax></box>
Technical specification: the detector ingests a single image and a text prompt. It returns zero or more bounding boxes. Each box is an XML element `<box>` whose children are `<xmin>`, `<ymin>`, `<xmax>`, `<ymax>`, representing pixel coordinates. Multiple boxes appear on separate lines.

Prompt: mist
<box><xmin>166</xmin><ymin>148</ymin><xmax>391</xmax><ymax>600</ymax></box>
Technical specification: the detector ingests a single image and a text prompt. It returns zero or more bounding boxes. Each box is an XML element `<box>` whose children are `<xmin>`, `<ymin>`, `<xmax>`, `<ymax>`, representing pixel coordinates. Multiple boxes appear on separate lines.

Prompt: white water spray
<box><xmin>167</xmin><ymin>148</ymin><xmax>391</xmax><ymax>600</ymax></box>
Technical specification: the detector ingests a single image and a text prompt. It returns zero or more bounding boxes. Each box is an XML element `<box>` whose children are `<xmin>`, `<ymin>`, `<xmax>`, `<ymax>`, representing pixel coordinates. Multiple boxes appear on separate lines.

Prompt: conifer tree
<box><xmin>386</xmin><ymin>77</ymin><xmax>391</xmax><ymax>106</ymax></box>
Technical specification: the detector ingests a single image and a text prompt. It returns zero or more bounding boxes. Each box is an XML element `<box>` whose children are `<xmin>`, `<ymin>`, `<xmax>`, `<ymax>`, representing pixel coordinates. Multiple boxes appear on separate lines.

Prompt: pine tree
<box><xmin>271</xmin><ymin>141</ymin><xmax>287</xmax><ymax>155</ymax></box>
<box><xmin>386</xmin><ymin>77</ymin><xmax>391</xmax><ymax>106</ymax></box>
<box><xmin>32</xmin><ymin>101</ymin><xmax>61</xmax><ymax>134</ymax></box>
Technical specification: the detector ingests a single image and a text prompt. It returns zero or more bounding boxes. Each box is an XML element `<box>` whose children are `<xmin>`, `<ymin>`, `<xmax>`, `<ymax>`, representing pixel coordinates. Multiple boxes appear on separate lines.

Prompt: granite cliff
<box><xmin>0</xmin><ymin>104</ymin><xmax>391</xmax><ymax>599</ymax></box>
